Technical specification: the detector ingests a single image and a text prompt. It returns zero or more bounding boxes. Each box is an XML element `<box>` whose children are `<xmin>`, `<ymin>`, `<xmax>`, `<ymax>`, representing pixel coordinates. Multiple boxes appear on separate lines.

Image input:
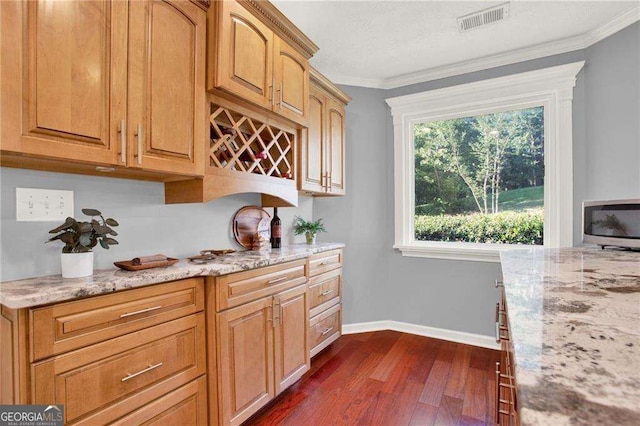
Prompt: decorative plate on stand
<box><xmin>232</xmin><ymin>206</ymin><xmax>271</xmax><ymax>249</ymax></box>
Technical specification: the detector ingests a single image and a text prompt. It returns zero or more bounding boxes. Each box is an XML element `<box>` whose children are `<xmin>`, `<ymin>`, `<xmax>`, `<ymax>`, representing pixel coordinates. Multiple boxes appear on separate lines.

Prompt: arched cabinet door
<box><xmin>1</xmin><ymin>0</ymin><xmax>126</xmax><ymax>165</ymax></box>
<box><xmin>273</xmin><ymin>37</ymin><xmax>309</xmax><ymax>124</ymax></box>
<box><xmin>127</xmin><ymin>0</ymin><xmax>205</xmax><ymax>176</ymax></box>
<box><xmin>299</xmin><ymin>86</ymin><xmax>325</xmax><ymax>193</ymax></box>
<box><xmin>327</xmin><ymin>99</ymin><xmax>346</xmax><ymax>195</ymax></box>
<box><xmin>213</xmin><ymin>0</ymin><xmax>274</xmax><ymax>110</ymax></box>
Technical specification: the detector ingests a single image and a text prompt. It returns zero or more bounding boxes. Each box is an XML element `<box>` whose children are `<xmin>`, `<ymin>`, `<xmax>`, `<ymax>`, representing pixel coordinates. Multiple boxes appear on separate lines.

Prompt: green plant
<box><xmin>293</xmin><ymin>216</ymin><xmax>326</xmax><ymax>236</ymax></box>
<box><xmin>47</xmin><ymin>208</ymin><xmax>119</xmax><ymax>253</ymax></box>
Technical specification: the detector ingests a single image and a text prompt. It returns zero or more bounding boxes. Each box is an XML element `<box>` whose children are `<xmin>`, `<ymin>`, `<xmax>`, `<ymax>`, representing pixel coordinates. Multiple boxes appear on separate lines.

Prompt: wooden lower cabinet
<box><xmin>217</xmin><ymin>297</ymin><xmax>275</xmax><ymax>425</ymax></box>
<box><xmin>273</xmin><ymin>284</ymin><xmax>310</xmax><ymax>394</ymax></box>
<box><xmin>0</xmin><ymin>278</ymin><xmax>207</xmax><ymax>425</ymax></box>
<box><xmin>309</xmin><ymin>304</ymin><xmax>341</xmax><ymax>358</ymax></box>
<box><xmin>496</xmin><ymin>285</ymin><xmax>519</xmax><ymax>426</ymax></box>
<box><xmin>308</xmin><ymin>249</ymin><xmax>343</xmax><ymax>358</ymax></box>
<box><xmin>1</xmin><ymin>254</ymin><xmax>346</xmax><ymax>425</ymax></box>
<box><xmin>111</xmin><ymin>376</ymin><xmax>208</xmax><ymax>426</ymax></box>
<box><xmin>32</xmin><ymin>314</ymin><xmax>206</xmax><ymax>424</ymax></box>
<box><xmin>214</xmin><ymin>282</ymin><xmax>310</xmax><ymax>425</ymax></box>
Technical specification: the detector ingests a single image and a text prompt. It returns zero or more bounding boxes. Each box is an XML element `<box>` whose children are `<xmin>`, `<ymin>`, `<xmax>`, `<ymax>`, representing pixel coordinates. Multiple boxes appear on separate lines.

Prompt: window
<box><xmin>414</xmin><ymin>106</ymin><xmax>544</xmax><ymax>245</ymax></box>
<box><xmin>386</xmin><ymin>62</ymin><xmax>584</xmax><ymax>262</ymax></box>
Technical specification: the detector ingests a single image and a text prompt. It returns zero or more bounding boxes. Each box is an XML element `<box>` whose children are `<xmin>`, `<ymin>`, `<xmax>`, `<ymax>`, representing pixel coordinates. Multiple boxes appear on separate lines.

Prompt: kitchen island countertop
<box><xmin>500</xmin><ymin>247</ymin><xmax>639</xmax><ymax>425</ymax></box>
<box><xmin>0</xmin><ymin>243</ymin><xmax>344</xmax><ymax>309</ymax></box>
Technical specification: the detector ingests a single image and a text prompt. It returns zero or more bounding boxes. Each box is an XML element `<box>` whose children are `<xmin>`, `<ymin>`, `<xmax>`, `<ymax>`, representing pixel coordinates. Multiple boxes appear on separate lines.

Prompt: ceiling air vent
<box><xmin>457</xmin><ymin>2</ymin><xmax>510</xmax><ymax>32</ymax></box>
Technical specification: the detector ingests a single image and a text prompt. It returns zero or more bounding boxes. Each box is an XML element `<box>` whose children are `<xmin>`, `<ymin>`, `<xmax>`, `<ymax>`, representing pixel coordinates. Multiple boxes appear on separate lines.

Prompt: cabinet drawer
<box><xmin>309</xmin><ymin>304</ymin><xmax>341</xmax><ymax>357</ymax></box>
<box><xmin>216</xmin><ymin>260</ymin><xmax>307</xmax><ymax>311</ymax></box>
<box><xmin>308</xmin><ymin>268</ymin><xmax>341</xmax><ymax>318</ymax></box>
<box><xmin>308</xmin><ymin>250</ymin><xmax>342</xmax><ymax>277</ymax></box>
<box><xmin>110</xmin><ymin>377</ymin><xmax>208</xmax><ymax>426</ymax></box>
<box><xmin>32</xmin><ymin>314</ymin><xmax>206</xmax><ymax>425</ymax></box>
<box><xmin>30</xmin><ymin>278</ymin><xmax>204</xmax><ymax>361</ymax></box>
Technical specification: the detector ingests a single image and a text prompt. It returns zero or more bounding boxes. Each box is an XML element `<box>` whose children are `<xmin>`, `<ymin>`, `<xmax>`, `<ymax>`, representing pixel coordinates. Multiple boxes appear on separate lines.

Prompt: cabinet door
<box><xmin>217</xmin><ymin>297</ymin><xmax>274</xmax><ymax>425</ymax></box>
<box><xmin>299</xmin><ymin>86</ymin><xmax>325</xmax><ymax>193</ymax></box>
<box><xmin>0</xmin><ymin>0</ymin><xmax>126</xmax><ymax>165</ymax></box>
<box><xmin>273</xmin><ymin>284</ymin><xmax>310</xmax><ymax>394</ymax></box>
<box><xmin>214</xmin><ymin>0</ymin><xmax>274</xmax><ymax>110</ymax></box>
<box><xmin>326</xmin><ymin>98</ymin><xmax>346</xmax><ymax>195</ymax></box>
<box><xmin>127</xmin><ymin>0</ymin><xmax>205</xmax><ymax>176</ymax></box>
<box><xmin>273</xmin><ymin>37</ymin><xmax>309</xmax><ymax>124</ymax></box>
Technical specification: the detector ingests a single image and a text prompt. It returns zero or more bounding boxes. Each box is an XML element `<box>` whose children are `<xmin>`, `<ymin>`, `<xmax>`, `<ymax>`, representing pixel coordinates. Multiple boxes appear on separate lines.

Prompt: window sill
<box><xmin>394</xmin><ymin>242</ymin><xmax>535</xmax><ymax>263</ymax></box>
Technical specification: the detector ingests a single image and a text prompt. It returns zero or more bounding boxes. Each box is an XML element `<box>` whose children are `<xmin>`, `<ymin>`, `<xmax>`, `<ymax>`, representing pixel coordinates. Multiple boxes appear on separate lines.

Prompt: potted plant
<box><xmin>293</xmin><ymin>216</ymin><xmax>326</xmax><ymax>245</ymax></box>
<box><xmin>46</xmin><ymin>208</ymin><xmax>119</xmax><ymax>278</ymax></box>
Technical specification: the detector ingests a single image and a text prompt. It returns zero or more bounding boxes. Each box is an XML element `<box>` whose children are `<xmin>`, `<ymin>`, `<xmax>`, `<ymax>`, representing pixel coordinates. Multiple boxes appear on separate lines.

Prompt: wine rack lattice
<box><xmin>209</xmin><ymin>104</ymin><xmax>294</xmax><ymax>179</ymax></box>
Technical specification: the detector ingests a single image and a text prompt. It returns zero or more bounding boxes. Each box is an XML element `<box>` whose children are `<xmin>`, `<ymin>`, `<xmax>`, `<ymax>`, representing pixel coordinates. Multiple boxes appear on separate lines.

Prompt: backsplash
<box><xmin>0</xmin><ymin>167</ymin><xmax>313</xmax><ymax>281</ymax></box>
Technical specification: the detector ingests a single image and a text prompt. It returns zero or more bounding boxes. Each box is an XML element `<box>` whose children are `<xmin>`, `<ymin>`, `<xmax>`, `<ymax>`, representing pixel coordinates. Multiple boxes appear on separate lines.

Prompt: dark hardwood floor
<box><xmin>246</xmin><ymin>331</ymin><xmax>500</xmax><ymax>425</ymax></box>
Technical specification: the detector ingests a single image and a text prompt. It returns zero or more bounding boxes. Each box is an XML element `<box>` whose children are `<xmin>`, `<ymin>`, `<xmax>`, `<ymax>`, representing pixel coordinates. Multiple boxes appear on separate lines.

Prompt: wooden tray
<box><xmin>114</xmin><ymin>258</ymin><xmax>179</xmax><ymax>271</ymax></box>
<box><xmin>233</xmin><ymin>206</ymin><xmax>271</xmax><ymax>249</ymax></box>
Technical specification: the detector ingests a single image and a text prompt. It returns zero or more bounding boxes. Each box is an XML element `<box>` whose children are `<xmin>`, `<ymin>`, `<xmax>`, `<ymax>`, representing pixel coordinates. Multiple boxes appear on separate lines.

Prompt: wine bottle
<box><xmin>271</xmin><ymin>207</ymin><xmax>282</xmax><ymax>249</ymax></box>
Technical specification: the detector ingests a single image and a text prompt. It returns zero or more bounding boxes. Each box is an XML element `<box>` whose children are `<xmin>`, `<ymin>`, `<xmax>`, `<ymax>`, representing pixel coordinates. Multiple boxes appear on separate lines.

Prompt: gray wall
<box><xmin>584</xmin><ymin>23</ymin><xmax>640</xmax><ymax>199</ymax></box>
<box><xmin>315</xmin><ymin>23</ymin><xmax>639</xmax><ymax>337</ymax></box>
<box><xmin>0</xmin><ymin>168</ymin><xmax>313</xmax><ymax>281</ymax></box>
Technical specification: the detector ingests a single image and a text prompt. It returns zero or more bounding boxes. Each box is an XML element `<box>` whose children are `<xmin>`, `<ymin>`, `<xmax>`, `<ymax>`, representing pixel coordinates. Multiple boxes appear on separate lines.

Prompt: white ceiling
<box><xmin>272</xmin><ymin>0</ymin><xmax>640</xmax><ymax>88</ymax></box>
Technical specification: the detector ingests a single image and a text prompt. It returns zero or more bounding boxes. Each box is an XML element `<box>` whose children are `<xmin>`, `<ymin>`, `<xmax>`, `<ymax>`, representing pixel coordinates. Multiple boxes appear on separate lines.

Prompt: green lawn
<box><xmin>497</xmin><ymin>185</ymin><xmax>543</xmax><ymax>211</ymax></box>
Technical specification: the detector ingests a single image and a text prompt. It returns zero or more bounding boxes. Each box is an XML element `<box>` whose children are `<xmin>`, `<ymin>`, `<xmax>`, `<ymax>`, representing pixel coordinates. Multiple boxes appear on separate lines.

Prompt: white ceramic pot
<box><xmin>305</xmin><ymin>232</ymin><xmax>316</xmax><ymax>245</ymax></box>
<box><xmin>60</xmin><ymin>252</ymin><xmax>94</xmax><ymax>278</ymax></box>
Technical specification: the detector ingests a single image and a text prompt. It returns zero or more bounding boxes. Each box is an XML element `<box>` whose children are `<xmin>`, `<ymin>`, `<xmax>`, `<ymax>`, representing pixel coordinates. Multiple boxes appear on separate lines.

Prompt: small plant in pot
<box><xmin>46</xmin><ymin>209</ymin><xmax>119</xmax><ymax>278</ymax></box>
<box><xmin>293</xmin><ymin>216</ymin><xmax>326</xmax><ymax>245</ymax></box>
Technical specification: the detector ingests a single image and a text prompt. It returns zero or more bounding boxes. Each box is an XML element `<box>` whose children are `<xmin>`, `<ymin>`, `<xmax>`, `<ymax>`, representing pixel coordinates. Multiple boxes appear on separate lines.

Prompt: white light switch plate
<box><xmin>16</xmin><ymin>188</ymin><xmax>74</xmax><ymax>222</ymax></box>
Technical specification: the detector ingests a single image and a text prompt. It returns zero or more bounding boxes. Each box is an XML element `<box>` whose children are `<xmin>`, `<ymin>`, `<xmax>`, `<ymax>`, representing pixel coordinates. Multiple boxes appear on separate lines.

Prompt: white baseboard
<box><xmin>342</xmin><ymin>320</ymin><xmax>499</xmax><ymax>350</ymax></box>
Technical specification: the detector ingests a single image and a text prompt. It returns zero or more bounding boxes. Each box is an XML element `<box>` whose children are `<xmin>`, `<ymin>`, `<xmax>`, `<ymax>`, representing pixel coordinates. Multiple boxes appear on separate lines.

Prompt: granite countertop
<box><xmin>0</xmin><ymin>243</ymin><xmax>344</xmax><ymax>309</ymax></box>
<box><xmin>500</xmin><ymin>247</ymin><xmax>640</xmax><ymax>426</ymax></box>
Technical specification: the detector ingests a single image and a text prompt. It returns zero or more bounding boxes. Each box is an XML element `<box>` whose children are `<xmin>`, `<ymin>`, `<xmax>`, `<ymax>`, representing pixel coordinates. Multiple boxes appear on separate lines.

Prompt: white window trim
<box><xmin>386</xmin><ymin>61</ymin><xmax>585</xmax><ymax>262</ymax></box>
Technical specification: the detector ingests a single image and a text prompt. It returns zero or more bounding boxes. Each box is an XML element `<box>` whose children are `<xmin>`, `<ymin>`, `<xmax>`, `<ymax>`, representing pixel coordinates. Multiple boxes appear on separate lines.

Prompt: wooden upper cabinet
<box><xmin>214</xmin><ymin>0</ymin><xmax>274</xmax><ymax>110</ymax></box>
<box><xmin>208</xmin><ymin>0</ymin><xmax>317</xmax><ymax>126</ymax></box>
<box><xmin>127</xmin><ymin>0</ymin><xmax>205</xmax><ymax>175</ymax></box>
<box><xmin>327</xmin><ymin>98</ymin><xmax>346</xmax><ymax>195</ymax></box>
<box><xmin>298</xmin><ymin>69</ymin><xmax>350</xmax><ymax>196</ymax></box>
<box><xmin>273</xmin><ymin>37</ymin><xmax>309</xmax><ymax>124</ymax></box>
<box><xmin>300</xmin><ymin>87</ymin><xmax>326</xmax><ymax>193</ymax></box>
<box><xmin>0</xmin><ymin>0</ymin><xmax>126</xmax><ymax>165</ymax></box>
<box><xmin>0</xmin><ymin>0</ymin><xmax>208</xmax><ymax>179</ymax></box>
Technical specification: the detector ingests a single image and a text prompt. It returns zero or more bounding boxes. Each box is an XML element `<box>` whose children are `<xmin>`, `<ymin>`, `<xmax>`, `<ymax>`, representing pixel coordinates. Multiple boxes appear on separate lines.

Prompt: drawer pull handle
<box><xmin>495</xmin><ymin>279</ymin><xmax>504</xmax><ymax>288</ymax></box>
<box><xmin>495</xmin><ymin>362</ymin><xmax>500</xmax><ymax>421</ymax></box>
<box><xmin>321</xmin><ymin>327</ymin><xmax>334</xmax><ymax>336</ymax></box>
<box><xmin>495</xmin><ymin>321</ymin><xmax>501</xmax><ymax>343</ymax></box>
<box><xmin>120</xmin><ymin>305</ymin><xmax>163</xmax><ymax>318</ymax></box>
<box><xmin>268</xmin><ymin>276</ymin><xmax>288</xmax><ymax>285</ymax></box>
<box><xmin>317</xmin><ymin>261</ymin><xmax>330</xmax><ymax>267</ymax></box>
<box><xmin>320</xmin><ymin>289</ymin><xmax>334</xmax><ymax>296</ymax></box>
<box><xmin>121</xmin><ymin>362</ymin><xmax>163</xmax><ymax>382</ymax></box>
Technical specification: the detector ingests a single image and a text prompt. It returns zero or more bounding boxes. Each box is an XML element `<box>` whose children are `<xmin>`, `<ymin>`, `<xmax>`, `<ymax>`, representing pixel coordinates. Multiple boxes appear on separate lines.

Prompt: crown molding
<box><xmin>320</xmin><ymin>71</ymin><xmax>387</xmax><ymax>90</ymax></box>
<box><xmin>239</xmin><ymin>0</ymin><xmax>319</xmax><ymax>59</ymax></box>
<box><xmin>326</xmin><ymin>6</ymin><xmax>639</xmax><ymax>90</ymax></box>
<box><xmin>310</xmin><ymin>67</ymin><xmax>352</xmax><ymax>104</ymax></box>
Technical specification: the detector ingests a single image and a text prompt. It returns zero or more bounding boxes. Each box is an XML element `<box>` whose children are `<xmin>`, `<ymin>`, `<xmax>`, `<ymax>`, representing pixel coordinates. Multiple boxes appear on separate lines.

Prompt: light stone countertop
<box><xmin>0</xmin><ymin>243</ymin><xmax>344</xmax><ymax>309</ymax></box>
<box><xmin>500</xmin><ymin>247</ymin><xmax>640</xmax><ymax>426</ymax></box>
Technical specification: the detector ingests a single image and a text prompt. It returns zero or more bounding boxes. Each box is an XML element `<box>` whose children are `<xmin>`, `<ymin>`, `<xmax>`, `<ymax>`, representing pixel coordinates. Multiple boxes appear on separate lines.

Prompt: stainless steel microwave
<box><xmin>583</xmin><ymin>199</ymin><xmax>640</xmax><ymax>249</ymax></box>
